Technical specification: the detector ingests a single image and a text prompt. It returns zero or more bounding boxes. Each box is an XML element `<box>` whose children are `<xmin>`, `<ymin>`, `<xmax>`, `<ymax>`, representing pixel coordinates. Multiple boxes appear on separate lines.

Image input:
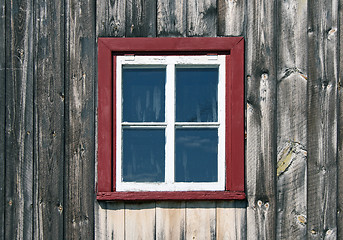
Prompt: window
<box><xmin>97</xmin><ymin>37</ymin><xmax>245</xmax><ymax>200</ymax></box>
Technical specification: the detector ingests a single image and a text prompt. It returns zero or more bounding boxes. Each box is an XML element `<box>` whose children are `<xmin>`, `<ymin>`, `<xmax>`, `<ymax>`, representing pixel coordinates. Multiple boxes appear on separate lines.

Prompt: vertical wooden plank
<box><xmin>338</xmin><ymin>0</ymin><xmax>343</xmax><ymax>237</ymax></box>
<box><xmin>156</xmin><ymin>201</ymin><xmax>186</xmax><ymax>240</ymax></box>
<box><xmin>216</xmin><ymin>201</ymin><xmax>247</xmax><ymax>240</ymax></box>
<box><xmin>125</xmin><ymin>0</ymin><xmax>157</xmax><ymax>37</ymax></box>
<box><xmin>307</xmin><ymin>0</ymin><xmax>339</xmax><ymax>239</ymax></box>
<box><xmin>95</xmin><ymin>202</ymin><xmax>125</xmax><ymax>240</ymax></box>
<box><xmin>276</xmin><ymin>0</ymin><xmax>308</xmax><ymax>239</ymax></box>
<box><xmin>157</xmin><ymin>0</ymin><xmax>186</xmax><ymax>37</ymax></box>
<box><xmin>97</xmin><ymin>0</ymin><xmax>126</xmax><ymax>37</ymax></box>
<box><xmin>187</xmin><ymin>0</ymin><xmax>217</xmax><ymax>37</ymax></box>
<box><xmin>125</xmin><ymin>202</ymin><xmax>156</xmax><ymax>239</ymax></box>
<box><xmin>5</xmin><ymin>0</ymin><xmax>34</xmax><ymax>239</ymax></box>
<box><xmin>33</xmin><ymin>0</ymin><xmax>65</xmax><ymax>239</ymax></box>
<box><xmin>217</xmin><ymin>0</ymin><xmax>245</xmax><ymax>36</ymax></box>
<box><xmin>105</xmin><ymin>202</ymin><xmax>125</xmax><ymax>240</ymax></box>
<box><xmin>246</xmin><ymin>0</ymin><xmax>277</xmax><ymax>239</ymax></box>
<box><xmin>0</xmin><ymin>0</ymin><xmax>5</xmax><ymax>238</ymax></box>
<box><xmin>64</xmin><ymin>0</ymin><xmax>95</xmax><ymax>238</ymax></box>
<box><xmin>185</xmin><ymin>201</ymin><xmax>216</xmax><ymax>240</ymax></box>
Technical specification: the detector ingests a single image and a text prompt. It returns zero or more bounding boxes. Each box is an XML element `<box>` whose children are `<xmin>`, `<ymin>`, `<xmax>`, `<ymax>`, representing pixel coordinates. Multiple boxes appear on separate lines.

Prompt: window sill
<box><xmin>97</xmin><ymin>191</ymin><xmax>246</xmax><ymax>201</ymax></box>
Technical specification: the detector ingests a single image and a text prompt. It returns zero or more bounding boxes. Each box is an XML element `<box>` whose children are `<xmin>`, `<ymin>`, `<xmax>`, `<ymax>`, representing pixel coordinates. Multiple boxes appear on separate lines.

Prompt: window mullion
<box><xmin>165</xmin><ymin>62</ymin><xmax>175</xmax><ymax>185</ymax></box>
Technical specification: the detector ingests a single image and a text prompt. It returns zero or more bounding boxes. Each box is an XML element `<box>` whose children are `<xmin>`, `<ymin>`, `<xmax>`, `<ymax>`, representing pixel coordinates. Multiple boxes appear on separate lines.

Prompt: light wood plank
<box><xmin>246</xmin><ymin>0</ymin><xmax>277</xmax><ymax>239</ymax></box>
<box><xmin>307</xmin><ymin>0</ymin><xmax>339</xmax><ymax>239</ymax></box>
<box><xmin>276</xmin><ymin>0</ymin><xmax>308</xmax><ymax>239</ymax></box>
<box><xmin>216</xmin><ymin>201</ymin><xmax>247</xmax><ymax>240</ymax></box>
<box><xmin>156</xmin><ymin>201</ymin><xmax>186</xmax><ymax>240</ymax></box>
<box><xmin>125</xmin><ymin>0</ymin><xmax>156</xmax><ymax>37</ymax></box>
<box><xmin>125</xmin><ymin>202</ymin><xmax>156</xmax><ymax>239</ymax></box>
<box><xmin>218</xmin><ymin>0</ymin><xmax>245</xmax><ymax>36</ymax></box>
<box><xmin>97</xmin><ymin>0</ymin><xmax>126</xmax><ymax>37</ymax></box>
<box><xmin>95</xmin><ymin>202</ymin><xmax>125</xmax><ymax>240</ymax></box>
<box><xmin>157</xmin><ymin>0</ymin><xmax>186</xmax><ymax>37</ymax></box>
<box><xmin>185</xmin><ymin>201</ymin><xmax>216</xmax><ymax>240</ymax></box>
<box><xmin>187</xmin><ymin>0</ymin><xmax>217</xmax><ymax>37</ymax></box>
<box><xmin>5</xmin><ymin>0</ymin><xmax>34</xmax><ymax>238</ymax></box>
<box><xmin>64</xmin><ymin>0</ymin><xmax>95</xmax><ymax>238</ymax></box>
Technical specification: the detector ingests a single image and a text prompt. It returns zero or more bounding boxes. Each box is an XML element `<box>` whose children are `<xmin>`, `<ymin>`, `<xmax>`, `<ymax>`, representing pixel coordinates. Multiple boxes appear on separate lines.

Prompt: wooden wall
<box><xmin>0</xmin><ymin>0</ymin><xmax>342</xmax><ymax>239</ymax></box>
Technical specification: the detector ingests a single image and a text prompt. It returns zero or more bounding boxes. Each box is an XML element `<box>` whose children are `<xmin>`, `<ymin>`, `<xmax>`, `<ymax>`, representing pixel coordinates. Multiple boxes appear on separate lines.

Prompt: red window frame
<box><xmin>97</xmin><ymin>37</ymin><xmax>245</xmax><ymax>201</ymax></box>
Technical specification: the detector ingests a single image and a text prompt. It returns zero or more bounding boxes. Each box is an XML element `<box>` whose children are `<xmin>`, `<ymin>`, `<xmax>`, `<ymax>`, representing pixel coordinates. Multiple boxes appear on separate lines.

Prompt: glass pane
<box><xmin>175</xmin><ymin>129</ymin><xmax>218</xmax><ymax>182</ymax></box>
<box><xmin>176</xmin><ymin>68</ymin><xmax>218</xmax><ymax>122</ymax></box>
<box><xmin>122</xmin><ymin>129</ymin><xmax>165</xmax><ymax>182</ymax></box>
<box><xmin>123</xmin><ymin>68</ymin><xmax>165</xmax><ymax>122</ymax></box>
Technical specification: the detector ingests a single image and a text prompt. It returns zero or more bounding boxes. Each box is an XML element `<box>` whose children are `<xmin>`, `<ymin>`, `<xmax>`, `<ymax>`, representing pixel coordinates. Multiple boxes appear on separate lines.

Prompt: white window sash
<box><xmin>116</xmin><ymin>55</ymin><xmax>226</xmax><ymax>191</ymax></box>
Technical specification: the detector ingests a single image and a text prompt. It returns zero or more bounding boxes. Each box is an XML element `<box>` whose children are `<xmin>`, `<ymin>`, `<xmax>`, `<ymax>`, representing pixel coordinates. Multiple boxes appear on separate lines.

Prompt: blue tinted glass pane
<box><xmin>176</xmin><ymin>68</ymin><xmax>218</xmax><ymax>122</ymax></box>
<box><xmin>122</xmin><ymin>129</ymin><xmax>165</xmax><ymax>182</ymax></box>
<box><xmin>123</xmin><ymin>68</ymin><xmax>165</xmax><ymax>122</ymax></box>
<box><xmin>175</xmin><ymin>129</ymin><xmax>218</xmax><ymax>182</ymax></box>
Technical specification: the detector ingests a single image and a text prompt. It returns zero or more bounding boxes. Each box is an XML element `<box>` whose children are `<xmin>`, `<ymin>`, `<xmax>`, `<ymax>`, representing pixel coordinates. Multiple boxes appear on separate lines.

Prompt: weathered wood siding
<box><xmin>1</xmin><ymin>0</ymin><xmax>342</xmax><ymax>239</ymax></box>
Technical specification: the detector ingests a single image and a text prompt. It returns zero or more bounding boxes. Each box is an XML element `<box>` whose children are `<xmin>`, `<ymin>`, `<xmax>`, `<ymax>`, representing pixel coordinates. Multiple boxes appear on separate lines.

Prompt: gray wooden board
<box><xmin>157</xmin><ymin>0</ymin><xmax>186</xmax><ymax>37</ymax></box>
<box><xmin>64</xmin><ymin>0</ymin><xmax>95</xmax><ymax>238</ymax></box>
<box><xmin>187</xmin><ymin>0</ymin><xmax>217</xmax><ymax>37</ymax></box>
<box><xmin>245</xmin><ymin>0</ymin><xmax>277</xmax><ymax>239</ymax></box>
<box><xmin>125</xmin><ymin>0</ymin><xmax>157</xmax><ymax>37</ymax></box>
<box><xmin>33</xmin><ymin>0</ymin><xmax>65</xmax><ymax>239</ymax></box>
<box><xmin>0</xmin><ymin>0</ymin><xmax>5</xmax><ymax>238</ymax></box>
<box><xmin>97</xmin><ymin>0</ymin><xmax>126</xmax><ymax>37</ymax></box>
<box><xmin>338</xmin><ymin>0</ymin><xmax>343</xmax><ymax>236</ymax></box>
<box><xmin>217</xmin><ymin>0</ymin><xmax>245</xmax><ymax>36</ymax></box>
<box><xmin>307</xmin><ymin>0</ymin><xmax>339</xmax><ymax>239</ymax></box>
<box><xmin>276</xmin><ymin>0</ymin><xmax>308</xmax><ymax>239</ymax></box>
<box><xmin>5</xmin><ymin>0</ymin><xmax>34</xmax><ymax>239</ymax></box>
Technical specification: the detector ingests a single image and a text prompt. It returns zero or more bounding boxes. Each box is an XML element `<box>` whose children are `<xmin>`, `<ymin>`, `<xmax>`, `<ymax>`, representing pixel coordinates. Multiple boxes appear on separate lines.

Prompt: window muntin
<box><xmin>116</xmin><ymin>55</ymin><xmax>226</xmax><ymax>191</ymax></box>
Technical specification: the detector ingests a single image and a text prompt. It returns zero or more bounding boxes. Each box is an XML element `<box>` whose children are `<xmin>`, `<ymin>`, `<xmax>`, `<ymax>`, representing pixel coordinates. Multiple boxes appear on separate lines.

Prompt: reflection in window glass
<box><xmin>122</xmin><ymin>129</ymin><xmax>165</xmax><ymax>182</ymax></box>
<box><xmin>123</xmin><ymin>68</ymin><xmax>165</xmax><ymax>122</ymax></box>
<box><xmin>176</xmin><ymin>68</ymin><xmax>218</xmax><ymax>122</ymax></box>
<box><xmin>175</xmin><ymin>129</ymin><xmax>218</xmax><ymax>182</ymax></box>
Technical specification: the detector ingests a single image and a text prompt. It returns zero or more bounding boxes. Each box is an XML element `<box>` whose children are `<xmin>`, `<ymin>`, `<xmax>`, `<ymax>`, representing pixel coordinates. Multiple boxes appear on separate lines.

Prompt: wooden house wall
<box><xmin>0</xmin><ymin>0</ymin><xmax>342</xmax><ymax>239</ymax></box>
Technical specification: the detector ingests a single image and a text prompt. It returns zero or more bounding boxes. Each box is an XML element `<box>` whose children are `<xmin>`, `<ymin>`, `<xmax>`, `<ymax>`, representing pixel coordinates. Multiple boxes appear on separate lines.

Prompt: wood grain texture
<box><xmin>5</xmin><ymin>0</ymin><xmax>34</xmax><ymax>239</ymax></box>
<box><xmin>125</xmin><ymin>0</ymin><xmax>157</xmax><ymax>37</ymax></box>
<box><xmin>216</xmin><ymin>201</ymin><xmax>247</xmax><ymax>240</ymax></box>
<box><xmin>125</xmin><ymin>202</ymin><xmax>156</xmax><ymax>239</ymax></box>
<box><xmin>0</xmin><ymin>0</ymin><xmax>5</xmax><ymax>238</ymax></box>
<box><xmin>33</xmin><ymin>0</ymin><xmax>65</xmax><ymax>239</ymax></box>
<box><xmin>187</xmin><ymin>0</ymin><xmax>217</xmax><ymax>37</ymax></box>
<box><xmin>95</xmin><ymin>202</ymin><xmax>125</xmax><ymax>240</ymax></box>
<box><xmin>338</xmin><ymin>0</ymin><xmax>343</xmax><ymax>237</ymax></box>
<box><xmin>307</xmin><ymin>0</ymin><xmax>339</xmax><ymax>239</ymax></box>
<box><xmin>64</xmin><ymin>0</ymin><xmax>95</xmax><ymax>238</ymax></box>
<box><xmin>156</xmin><ymin>201</ymin><xmax>186</xmax><ymax>239</ymax></box>
<box><xmin>157</xmin><ymin>0</ymin><xmax>186</xmax><ymax>37</ymax></box>
<box><xmin>97</xmin><ymin>0</ymin><xmax>126</xmax><ymax>37</ymax></box>
<box><xmin>185</xmin><ymin>201</ymin><xmax>216</xmax><ymax>240</ymax></box>
<box><xmin>217</xmin><ymin>0</ymin><xmax>245</xmax><ymax>36</ymax></box>
<box><xmin>276</xmin><ymin>0</ymin><xmax>308</xmax><ymax>239</ymax></box>
<box><xmin>246</xmin><ymin>0</ymin><xmax>277</xmax><ymax>239</ymax></box>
